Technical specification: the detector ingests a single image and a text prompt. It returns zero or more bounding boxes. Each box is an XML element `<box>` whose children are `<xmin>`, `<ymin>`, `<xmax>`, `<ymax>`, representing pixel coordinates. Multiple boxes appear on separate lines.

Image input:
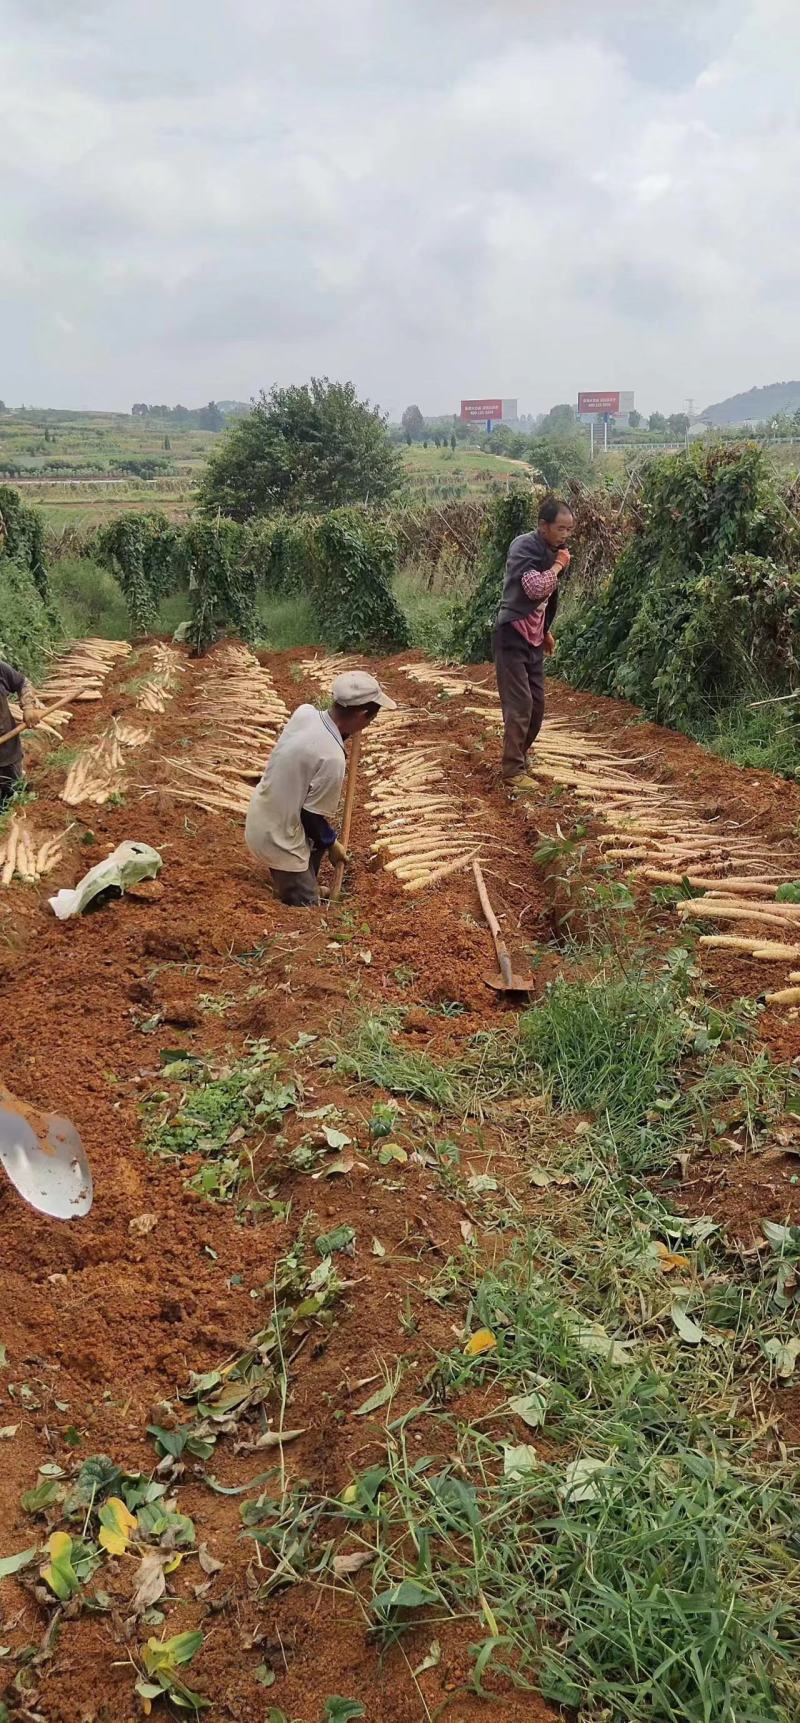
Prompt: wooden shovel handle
<box><xmin>473</xmin><ymin>860</ymin><xmax>514</xmax><ymax>986</ymax></box>
<box><xmin>331</xmin><ymin>731</ymin><xmax>362</xmax><ymax>903</ymax></box>
<box><xmin>473</xmin><ymin>859</ymin><xmax>502</xmax><ymax>938</ymax></box>
<box><xmin>0</xmin><ymin>692</ymin><xmax>80</xmax><ymax>751</ymax></box>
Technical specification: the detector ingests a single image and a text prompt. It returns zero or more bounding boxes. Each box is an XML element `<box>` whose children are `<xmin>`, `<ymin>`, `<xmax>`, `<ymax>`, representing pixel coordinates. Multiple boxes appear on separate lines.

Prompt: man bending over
<box><xmin>245</xmin><ymin>670</ymin><xmax>396</xmax><ymax>906</ymax></box>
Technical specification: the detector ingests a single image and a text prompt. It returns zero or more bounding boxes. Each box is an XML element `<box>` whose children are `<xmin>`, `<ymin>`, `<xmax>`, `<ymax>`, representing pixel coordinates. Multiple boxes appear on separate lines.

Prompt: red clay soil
<box><xmin>0</xmin><ymin>643</ymin><xmax>797</xmax><ymax>1722</ymax></box>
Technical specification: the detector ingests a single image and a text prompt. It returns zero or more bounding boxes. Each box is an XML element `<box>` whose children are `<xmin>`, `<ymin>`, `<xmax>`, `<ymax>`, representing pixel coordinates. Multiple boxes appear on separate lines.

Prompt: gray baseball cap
<box><xmin>332</xmin><ymin>670</ymin><xmax>397</xmax><ymax>710</ymax></box>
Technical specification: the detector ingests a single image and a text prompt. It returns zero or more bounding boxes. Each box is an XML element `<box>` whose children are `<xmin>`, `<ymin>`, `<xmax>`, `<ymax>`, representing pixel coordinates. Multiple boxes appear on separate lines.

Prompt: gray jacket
<box><xmin>495</xmin><ymin>529</ymin><xmax>560</xmax><ymax>632</ymax></box>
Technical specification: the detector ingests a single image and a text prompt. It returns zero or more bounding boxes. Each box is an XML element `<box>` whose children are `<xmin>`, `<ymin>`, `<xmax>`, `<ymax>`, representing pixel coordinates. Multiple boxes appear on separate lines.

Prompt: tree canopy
<box><xmin>401</xmin><ymin>404</ymin><xmax>425</xmax><ymax>442</ymax></box>
<box><xmin>199</xmin><ymin>378</ymin><xmax>403</xmax><ymax>520</ymax></box>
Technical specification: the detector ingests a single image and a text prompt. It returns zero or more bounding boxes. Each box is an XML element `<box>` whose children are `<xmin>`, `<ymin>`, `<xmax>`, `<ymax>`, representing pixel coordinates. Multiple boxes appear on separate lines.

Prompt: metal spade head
<box><xmin>0</xmin><ymin>1087</ymin><xmax>93</xmax><ymax>1219</ymax></box>
<box><xmin>483</xmin><ymin>968</ymin><xmax>534</xmax><ymax>995</ymax></box>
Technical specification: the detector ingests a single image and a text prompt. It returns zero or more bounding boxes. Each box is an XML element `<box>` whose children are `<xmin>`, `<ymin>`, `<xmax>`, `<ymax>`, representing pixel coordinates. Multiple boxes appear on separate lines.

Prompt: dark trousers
<box><xmin>270</xmin><ymin>843</ymin><xmax>325</xmax><ymax>908</ymax></box>
<box><xmin>492</xmin><ymin>622</ymin><xmax>545</xmax><ymax>780</ymax></box>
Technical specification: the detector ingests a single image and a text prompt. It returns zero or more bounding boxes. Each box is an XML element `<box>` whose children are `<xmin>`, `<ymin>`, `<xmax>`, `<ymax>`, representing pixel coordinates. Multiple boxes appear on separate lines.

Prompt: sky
<box><xmin>2</xmin><ymin>0</ymin><xmax>800</xmax><ymax>418</ymax></box>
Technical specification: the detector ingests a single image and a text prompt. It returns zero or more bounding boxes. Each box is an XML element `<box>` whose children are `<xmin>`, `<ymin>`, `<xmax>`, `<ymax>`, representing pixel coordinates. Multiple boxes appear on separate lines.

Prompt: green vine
<box><xmin>0</xmin><ymin>484</ymin><xmax>48</xmax><ymax>600</ymax></box>
<box><xmin>557</xmin><ymin>444</ymin><xmax>800</xmax><ymax>728</ymax></box>
<box><xmin>95</xmin><ymin>513</ymin><xmax>178</xmax><ymax>636</ymax></box>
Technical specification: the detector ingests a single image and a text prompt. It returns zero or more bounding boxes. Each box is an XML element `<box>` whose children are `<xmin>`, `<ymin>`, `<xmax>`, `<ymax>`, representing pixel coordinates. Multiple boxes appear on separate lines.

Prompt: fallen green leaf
<box><xmin>671</xmin><ymin>1301</ymin><xmax>705</xmax><ymax>1345</ymax></box>
<box><xmin>508</xmin><ymin>1390</ymin><xmax>547</xmax><ymax>1429</ymax></box>
<box><xmin>502</xmin><ymin>1442</ymin><xmax>538</xmax><ymax>1479</ymax></box>
<box><xmin>0</xmin><ymin>1545</ymin><xmax>37</xmax><ymax>1578</ymax></box>
<box><xmin>353</xmin><ymin>1381</ymin><xmax>395</xmax><ymax>1417</ymax></box>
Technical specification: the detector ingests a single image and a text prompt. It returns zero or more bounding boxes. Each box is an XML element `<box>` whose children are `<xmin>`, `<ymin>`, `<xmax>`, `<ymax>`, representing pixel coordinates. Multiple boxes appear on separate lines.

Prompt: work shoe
<box><xmin>505</xmin><ymin>774</ymin><xmax>538</xmax><ymax>794</ymax></box>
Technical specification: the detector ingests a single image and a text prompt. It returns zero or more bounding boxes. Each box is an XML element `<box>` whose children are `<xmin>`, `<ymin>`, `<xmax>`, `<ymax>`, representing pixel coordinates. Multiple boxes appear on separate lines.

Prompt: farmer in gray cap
<box><xmin>245</xmin><ymin>670</ymin><xmax>396</xmax><ymax>906</ymax></box>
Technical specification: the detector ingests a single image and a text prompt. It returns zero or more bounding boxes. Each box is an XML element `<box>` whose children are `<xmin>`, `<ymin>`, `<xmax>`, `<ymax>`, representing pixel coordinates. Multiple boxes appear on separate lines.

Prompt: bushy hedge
<box><xmin>0</xmin><ymin>483</ymin><xmax>47</xmax><ymax>600</ymax></box>
<box><xmin>94</xmin><ymin>513</ymin><xmax>180</xmax><ymax>635</ymax></box>
<box><xmin>0</xmin><ymin>487</ymin><xmax>59</xmax><ymax>677</ymax></box>
<box><xmin>556</xmin><ymin>444</ymin><xmax>800</xmax><ymax>728</ymax></box>
<box><xmin>93</xmin><ymin>505</ymin><xmax>409</xmax><ymax>655</ymax></box>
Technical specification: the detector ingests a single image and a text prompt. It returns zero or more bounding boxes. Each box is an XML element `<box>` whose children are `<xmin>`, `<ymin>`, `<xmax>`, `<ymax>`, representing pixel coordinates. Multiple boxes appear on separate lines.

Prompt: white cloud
<box><xmin>0</xmin><ymin>0</ymin><xmax>798</xmax><ymax>414</ymax></box>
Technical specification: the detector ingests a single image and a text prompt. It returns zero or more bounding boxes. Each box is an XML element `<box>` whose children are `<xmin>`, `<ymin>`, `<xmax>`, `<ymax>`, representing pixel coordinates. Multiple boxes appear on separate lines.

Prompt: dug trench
<box><xmin>0</xmin><ymin>643</ymin><xmax>798</xmax><ymax>1722</ymax></box>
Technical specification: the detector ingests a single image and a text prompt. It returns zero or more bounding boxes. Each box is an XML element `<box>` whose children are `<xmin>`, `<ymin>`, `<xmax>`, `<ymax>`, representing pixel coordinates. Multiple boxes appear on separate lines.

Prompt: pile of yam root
<box><xmin>0</xmin><ymin>816</ymin><xmax>66</xmax><ymax>885</ymax></box>
<box><xmin>364</xmin><ymin>709</ymin><xmax>489</xmax><ymax>893</ymax></box>
<box><xmin>162</xmin><ymin>645</ymin><xmax>287</xmax><ymax>816</ymax></box>
<box><xmin>40</xmin><ymin>638</ymin><xmax>131</xmax><ymax>706</ymax></box>
<box><xmin>61</xmin><ymin>718</ymin><xmax>150</xmax><ymax>807</ymax></box>
<box><xmin>136</xmin><ymin>644</ymin><xmax>184</xmax><ymax>713</ymax></box>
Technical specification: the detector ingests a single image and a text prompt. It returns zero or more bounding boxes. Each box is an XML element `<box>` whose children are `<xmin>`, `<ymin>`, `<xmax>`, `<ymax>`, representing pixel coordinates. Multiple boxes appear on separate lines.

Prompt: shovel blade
<box><xmin>483</xmin><ymin>969</ymin><xmax>533</xmax><ymax>996</ymax></box>
<box><xmin>0</xmin><ymin>1104</ymin><xmax>93</xmax><ymax>1219</ymax></box>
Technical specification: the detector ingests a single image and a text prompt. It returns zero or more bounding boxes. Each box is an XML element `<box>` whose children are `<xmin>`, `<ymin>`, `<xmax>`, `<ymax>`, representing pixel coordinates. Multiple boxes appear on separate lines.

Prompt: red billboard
<box><xmin>461</xmin><ymin>398</ymin><xmax>503</xmax><ymax>422</ymax></box>
<box><xmin>578</xmin><ymin>391</ymin><xmax>620</xmax><ymax>415</ymax></box>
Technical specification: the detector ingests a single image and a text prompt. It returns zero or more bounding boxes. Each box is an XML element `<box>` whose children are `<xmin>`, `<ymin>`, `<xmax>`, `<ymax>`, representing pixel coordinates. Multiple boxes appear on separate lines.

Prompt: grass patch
<box><xmin>336</xmin><ymin>1013</ymin><xmax>462</xmax><ymax>1108</ymax></box>
<box><xmin>697</xmin><ymin>703</ymin><xmax>800</xmax><ymax>779</ymax></box>
<box><xmin>394</xmin><ymin>570</ymin><xmax>459</xmax><ymax>656</ymax></box>
<box><xmin>255</xmin><ymin>591</ymin><xmax>320</xmax><ymax>650</ymax></box>
<box><xmin>320</xmin><ymin>1167</ymin><xmax>800</xmax><ymax>1720</ymax></box>
<box><xmin>49</xmin><ymin>555</ymin><xmax>130</xmax><ymax>639</ymax></box>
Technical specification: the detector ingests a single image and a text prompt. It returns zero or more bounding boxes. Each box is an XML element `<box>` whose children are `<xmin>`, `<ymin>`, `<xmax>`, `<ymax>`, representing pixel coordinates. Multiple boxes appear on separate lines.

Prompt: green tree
<box><xmin>649</xmin><ymin>412</ymin><xmax>667</xmax><ymax>433</ymax></box>
<box><xmin>401</xmin><ymin>404</ymin><xmax>425</xmax><ymax>442</ymax></box>
<box><xmin>450</xmin><ymin>433</ymin><xmax>456</xmax><ymax>451</ymax></box>
<box><xmin>628</xmin><ymin>409</ymin><xmax>642</xmax><ymax>429</ymax></box>
<box><xmin>668</xmin><ymin>413</ymin><xmax>690</xmax><ymax>437</ymax></box>
<box><xmin>200</xmin><ymin>379</ymin><xmax>402</xmax><ymax>520</ymax></box>
<box><xmin>539</xmin><ymin>403</ymin><xmax>577</xmax><ymax>436</ymax></box>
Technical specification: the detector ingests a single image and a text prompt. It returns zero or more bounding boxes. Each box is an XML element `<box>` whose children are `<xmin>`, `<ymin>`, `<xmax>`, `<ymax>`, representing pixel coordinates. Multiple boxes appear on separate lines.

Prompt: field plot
<box><xmin>1</xmin><ymin>643</ymin><xmax>799</xmax><ymax>1723</ymax></box>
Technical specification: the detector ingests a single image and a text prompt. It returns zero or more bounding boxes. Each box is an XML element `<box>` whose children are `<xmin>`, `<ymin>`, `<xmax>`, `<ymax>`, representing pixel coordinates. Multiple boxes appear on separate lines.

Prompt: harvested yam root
<box><xmin>364</xmin><ymin>708</ymin><xmax>486</xmax><ymax>893</ymax></box>
<box><xmin>765</xmin><ymin>986</ymin><xmax>800</xmax><ymax>1006</ymax></box>
<box><xmin>136</xmin><ymin>643</ymin><xmax>185</xmax><ymax>712</ymax></box>
<box><xmin>40</xmin><ymin>637</ymin><xmax>131</xmax><ymax>707</ymax></box>
<box><xmin>398</xmin><ymin>660</ymin><xmax>496</xmax><ymax>701</ymax></box>
<box><xmin>0</xmin><ymin>815</ymin><xmax>67</xmax><ymax>885</ymax></box>
<box><xmin>162</xmin><ymin>645</ymin><xmax>287</xmax><ymax>815</ymax></box>
<box><xmin>60</xmin><ymin>716</ymin><xmax>146</xmax><ymax>806</ymax></box>
<box><xmin>297</xmin><ymin>653</ymin><xmax>355</xmax><ymax>691</ymax></box>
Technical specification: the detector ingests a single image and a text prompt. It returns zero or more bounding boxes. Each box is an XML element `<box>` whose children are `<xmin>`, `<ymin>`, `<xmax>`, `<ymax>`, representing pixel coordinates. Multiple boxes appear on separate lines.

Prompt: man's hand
<box><xmin>21</xmin><ymin>698</ymin><xmax>43</xmax><ymax>728</ymax></box>
<box><xmin>329</xmin><ymin>839</ymin><xmax>349</xmax><ymax>866</ymax></box>
<box><xmin>543</xmin><ymin>631</ymin><xmax>556</xmax><ymax>656</ymax></box>
<box><xmin>553</xmin><ymin>548</ymin><xmax>571</xmax><ymax>571</ymax></box>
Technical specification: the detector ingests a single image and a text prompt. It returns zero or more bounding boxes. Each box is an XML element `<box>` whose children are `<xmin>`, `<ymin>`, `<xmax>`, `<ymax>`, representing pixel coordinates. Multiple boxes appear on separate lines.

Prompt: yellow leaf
<box><xmin>47</xmin><ymin>1530</ymin><xmax>72</xmax><ymax>1560</ymax></box>
<box><xmin>654</xmin><ymin>1241</ymin><xmax>690</xmax><ymax>1274</ymax></box>
<box><xmin>464</xmin><ymin>1328</ymin><xmax>497</xmax><ymax>1357</ymax></box>
<box><xmin>163</xmin><ymin>1552</ymin><xmax>183</xmax><ymax>1575</ymax></box>
<box><xmin>341</xmin><ymin>1483</ymin><xmax>359</xmax><ymax>1504</ymax></box>
<box><xmin>98</xmin><ymin>1495</ymin><xmax>138</xmax><ymax>1557</ymax></box>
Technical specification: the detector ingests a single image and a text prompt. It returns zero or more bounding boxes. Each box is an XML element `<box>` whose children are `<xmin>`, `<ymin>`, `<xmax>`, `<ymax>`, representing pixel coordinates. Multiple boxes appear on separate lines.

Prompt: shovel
<box><xmin>473</xmin><ymin>861</ymin><xmax>533</xmax><ymax>995</ymax></box>
<box><xmin>0</xmin><ymin>1084</ymin><xmax>93</xmax><ymax>1218</ymax></box>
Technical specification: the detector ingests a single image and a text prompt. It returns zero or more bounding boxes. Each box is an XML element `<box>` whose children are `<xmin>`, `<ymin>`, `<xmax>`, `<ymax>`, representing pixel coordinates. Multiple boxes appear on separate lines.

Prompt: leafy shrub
<box><xmin>94</xmin><ymin>513</ymin><xmax>179</xmax><ymax>635</ymax></box>
<box><xmin>311</xmin><ymin>509</ymin><xmax>410</xmax><ymax>652</ymax></box>
<box><xmin>0</xmin><ymin>484</ymin><xmax>47</xmax><ymax>598</ymax></box>
<box><xmin>175</xmin><ymin>520</ymin><xmax>254</xmax><ymax>653</ymax></box>
<box><xmin>557</xmin><ymin>444</ymin><xmax>800</xmax><ymax>729</ymax></box>
<box><xmin>0</xmin><ymin>558</ymin><xmax>60</xmax><ymax>679</ymax></box>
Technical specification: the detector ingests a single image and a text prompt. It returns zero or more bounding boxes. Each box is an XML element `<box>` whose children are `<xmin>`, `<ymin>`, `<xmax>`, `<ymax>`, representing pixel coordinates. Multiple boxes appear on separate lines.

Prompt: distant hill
<box><xmin>702</xmin><ymin>381</ymin><xmax>800</xmax><ymax>426</ymax></box>
<box><xmin>217</xmin><ymin>400</ymin><xmax>252</xmax><ymax>419</ymax></box>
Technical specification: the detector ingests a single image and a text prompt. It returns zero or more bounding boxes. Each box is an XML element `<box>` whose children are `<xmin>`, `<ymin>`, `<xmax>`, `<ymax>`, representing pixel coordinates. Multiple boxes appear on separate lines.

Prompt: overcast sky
<box><xmin>2</xmin><ymin>0</ymin><xmax>799</xmax><ymax>418</ymax></box>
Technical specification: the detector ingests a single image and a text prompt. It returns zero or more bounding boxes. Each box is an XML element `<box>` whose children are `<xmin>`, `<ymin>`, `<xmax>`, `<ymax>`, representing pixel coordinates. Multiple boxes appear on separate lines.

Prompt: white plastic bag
<box><xmin>49</xmin><ymin>841</ymin><xmax>162</xmax><ymax>921</ymax></box>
